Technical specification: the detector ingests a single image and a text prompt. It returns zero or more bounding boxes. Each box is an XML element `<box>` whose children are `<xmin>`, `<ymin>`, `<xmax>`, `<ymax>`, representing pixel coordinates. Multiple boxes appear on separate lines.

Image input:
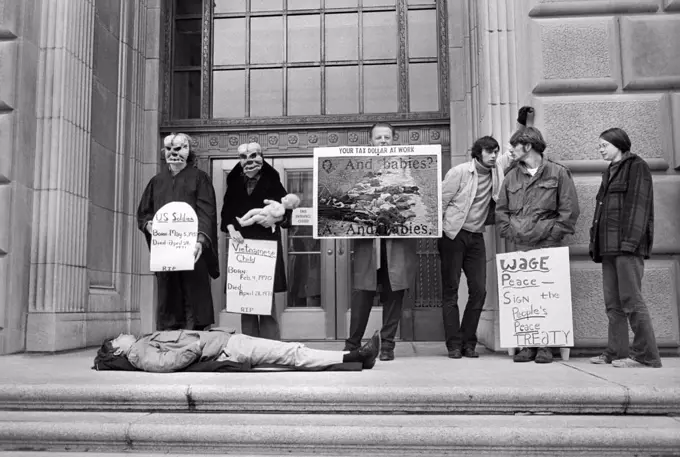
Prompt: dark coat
<box><xmin>220</xmin><ymin>162</ymin><xmax>291</xmax><ymax>292</ymax></box>
<box><xmin>589</xmin><ymin>153</ymin><xmax>654</xmax><ymax>263</ymax></box>
<box><xmin>136</xmin><ymin>165</ymin><xmax>220</xmax><ymax>279</ymax></box>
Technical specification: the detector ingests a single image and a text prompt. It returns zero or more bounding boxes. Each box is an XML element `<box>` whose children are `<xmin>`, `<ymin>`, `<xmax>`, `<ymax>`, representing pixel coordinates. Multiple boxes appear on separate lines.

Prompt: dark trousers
<box><xmin>345</xmin><ymin>264</ymin><xmax>404</xmax><ymax>351</ymax></box>
<box><xmin>438</xmin><ymin>230</ymin><xmax>487</xmax><ymax>350</ymax></box>
<box><xmin>156</xmin><ymin>258</ymin><xmax>214</xmax><ymax>331</ymax></box>
<box><xmin>241</xmin><ymin>297</ymin><xmax>280</xmax><ymax>340</ymax></box>
<box><xmin>602</xmin><ymin>255</ymin><xmax>661</xmax><ymax>367</ymax></box>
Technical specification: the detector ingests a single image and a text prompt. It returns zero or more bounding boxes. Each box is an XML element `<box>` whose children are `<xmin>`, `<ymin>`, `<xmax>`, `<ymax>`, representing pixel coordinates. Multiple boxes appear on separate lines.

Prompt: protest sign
<box><xmin>313</xmin><ymin>144</ymin><xmax>442</xmax><ymax>239</ymax></box>
<box><xmin>226</xmin><ymin>239</ymin><xmax>278</xmax><ymax>315</ymax></box>
<box><xmin>496</xmin><ymin>246</ymin><xmax>574</xmax><ymax>348</ymax></box>
<box><xmin>149</xmin><ymin>202</ymin><xmax>198</xmax><ymax>272</ymax></box>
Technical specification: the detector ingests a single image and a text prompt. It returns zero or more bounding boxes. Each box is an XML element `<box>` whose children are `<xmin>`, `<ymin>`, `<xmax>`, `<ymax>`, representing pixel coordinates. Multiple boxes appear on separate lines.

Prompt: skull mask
<box><xmin>240</xmin><ymin>142</ymin><xmax>264</xmax><ymax>178</ymax></box>
<box><xmin>163</xmin><ymin>133</ymin><xmax>191</xmax><ymax>168</ymax></box>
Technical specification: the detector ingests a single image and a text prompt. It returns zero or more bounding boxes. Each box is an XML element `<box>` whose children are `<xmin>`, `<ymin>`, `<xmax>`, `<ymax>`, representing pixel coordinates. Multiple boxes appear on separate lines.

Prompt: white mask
<box><xmin>163</xmin><ymin>133</ymin><xmax>191</xmax><ymax>167</ymax></box>
<box><xmin>240</xmin><ymin>142</ymin><xmax>264</xmax><ymax>178</ymax></box>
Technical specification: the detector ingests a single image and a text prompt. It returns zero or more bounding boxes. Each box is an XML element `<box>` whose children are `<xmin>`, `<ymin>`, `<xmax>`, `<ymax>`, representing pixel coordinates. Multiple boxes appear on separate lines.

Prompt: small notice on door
<box><xmin>226</xmin><ymin>239</ymin><xmax>278</xmax><ymax>315</ymax></box>
<box><xmin>496</xmin><ymin>246</ymin><xmax>574</xmax><ymax>348</ymax></box>
<box><xmin>149</xmin><ymin>202</ymin><xmax>198</xmax><ymax>272</ymax></box>
<box><xmin>292</xmin><ymin>207</ymin><xmax>312</xmax><ymax>226</ymax></box>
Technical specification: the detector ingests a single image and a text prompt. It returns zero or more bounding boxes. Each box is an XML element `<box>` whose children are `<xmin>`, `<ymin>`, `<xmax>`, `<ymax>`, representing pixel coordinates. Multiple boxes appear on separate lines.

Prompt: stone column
<box><xmin>27</xmin><ymin>0</ymin><xmax>95</xmax><ymax>351</ymax></box>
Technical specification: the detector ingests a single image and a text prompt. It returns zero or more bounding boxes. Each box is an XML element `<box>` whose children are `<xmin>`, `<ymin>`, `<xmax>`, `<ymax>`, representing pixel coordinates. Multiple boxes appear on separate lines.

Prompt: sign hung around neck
<box><xmin>149</xmin><ymin>202</ymin><xmax>198</xmax><ymax>272</ymax></box>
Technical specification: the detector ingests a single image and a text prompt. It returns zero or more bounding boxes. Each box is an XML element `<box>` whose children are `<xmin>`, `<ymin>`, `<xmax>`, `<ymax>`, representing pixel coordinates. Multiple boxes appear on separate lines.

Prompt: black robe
<box><xmin>220</xmin><ymin>162</ymin><xmax>290</xmax><ymax>292</ymax></box>
<box><xmin>137</xmin><ymin>165</ymin><xmax>219</xmax><ymax>330</ymax></box>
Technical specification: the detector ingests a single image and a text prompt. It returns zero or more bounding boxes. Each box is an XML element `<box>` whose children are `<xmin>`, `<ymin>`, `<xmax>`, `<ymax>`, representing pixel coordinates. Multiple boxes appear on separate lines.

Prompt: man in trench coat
<box><xmin>344</xmin><ymin>123</ymin><xmax>418</xmax><ymax>361</ymax></box>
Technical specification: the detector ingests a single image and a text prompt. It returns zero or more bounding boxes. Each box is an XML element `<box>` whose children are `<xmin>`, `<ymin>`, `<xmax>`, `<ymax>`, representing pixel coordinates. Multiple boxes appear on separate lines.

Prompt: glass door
<box><xmin>212</xmin><ymin>158</ymin><xmax>343</xmax><ymax>340</ymax></box>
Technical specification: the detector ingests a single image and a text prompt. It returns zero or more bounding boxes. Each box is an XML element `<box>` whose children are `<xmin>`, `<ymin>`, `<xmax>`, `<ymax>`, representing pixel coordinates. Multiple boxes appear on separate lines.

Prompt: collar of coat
<box><xmin>228</xmin><ymin>160</ymin><xmax>279</xmax><ymax>183</ymax></box>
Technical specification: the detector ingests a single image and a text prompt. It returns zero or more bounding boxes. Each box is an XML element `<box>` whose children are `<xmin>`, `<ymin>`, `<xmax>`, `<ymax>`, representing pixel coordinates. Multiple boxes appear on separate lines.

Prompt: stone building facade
<box><xmin>0</xmin><ymin>0</ymin><xmax>678</xmax><ymax>354</ymax></box>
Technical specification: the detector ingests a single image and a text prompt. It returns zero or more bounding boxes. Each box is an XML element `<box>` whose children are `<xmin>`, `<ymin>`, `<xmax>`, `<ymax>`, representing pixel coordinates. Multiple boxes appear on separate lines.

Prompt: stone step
<box><xmin>0</xmin><ymin>412</ymin><xmax>679</xmax><ymax>456</ymax></box>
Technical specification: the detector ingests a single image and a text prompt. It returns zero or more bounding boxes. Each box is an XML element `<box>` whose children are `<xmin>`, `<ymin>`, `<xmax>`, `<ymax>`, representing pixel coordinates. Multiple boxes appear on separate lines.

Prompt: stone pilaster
<box><xmin>26</xmin><ymin>0</ymin><xmax>95</xmax><ymax>351</ymax></box>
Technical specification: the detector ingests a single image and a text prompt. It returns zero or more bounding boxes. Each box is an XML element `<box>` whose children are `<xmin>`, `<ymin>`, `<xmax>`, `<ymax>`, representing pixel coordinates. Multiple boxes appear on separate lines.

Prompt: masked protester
<box><xmin>137</xmin><ymin>133</ymin><xmax>219</xmax><ymax>331</ymax></box>
<box><xmin>220</xmin><ymin>142</ymin><xmax>292</xmax><ymax>340</ymax></box>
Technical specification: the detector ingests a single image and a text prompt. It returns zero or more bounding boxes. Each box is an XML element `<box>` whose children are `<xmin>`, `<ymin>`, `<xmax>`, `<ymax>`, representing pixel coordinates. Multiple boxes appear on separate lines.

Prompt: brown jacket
<box><xmin>496</xmin><ymin>158</ymin><xmax>580</xmax><ymax>248</ymax></box>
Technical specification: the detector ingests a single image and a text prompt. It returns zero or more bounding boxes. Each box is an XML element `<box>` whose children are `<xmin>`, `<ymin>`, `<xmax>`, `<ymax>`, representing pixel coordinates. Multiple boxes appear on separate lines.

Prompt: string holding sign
<box><xmin>149</xmin><ymin>201</ymin><xmax>198</xmax><ymax>272</ymax></box>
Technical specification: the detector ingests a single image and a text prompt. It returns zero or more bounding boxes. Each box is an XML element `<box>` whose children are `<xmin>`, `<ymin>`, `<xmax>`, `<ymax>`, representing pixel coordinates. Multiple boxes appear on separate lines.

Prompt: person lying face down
<box><xmin>96</xmin><ymin>328</ymin><xmax>380</xmax><ymax>373</ymax></box>
<box><xmin>236</xmin><ymin>193</ymin><xmax>301</xmax><ymax>232</ymax></box>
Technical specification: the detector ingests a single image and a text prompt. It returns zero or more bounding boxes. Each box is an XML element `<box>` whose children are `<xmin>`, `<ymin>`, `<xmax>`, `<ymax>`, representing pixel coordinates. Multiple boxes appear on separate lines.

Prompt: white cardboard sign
<box><xmin>226</xmin><ymin>239</ymin><xmax>278</xmax><ymax>315</ymax></box>
<box><xmin>496</xmin><ymin>246</ymin><xmax>574</xmax><ymax>348</ymax></box>
<box><xmin>292</xmin><ymin>207</ymin><xmax>313</xmax><ymax>226</ymax></box>
<box><xmin>149</xmin><ymin>202</ymin><xmax>198</xmax><ymax>272</ymax></box>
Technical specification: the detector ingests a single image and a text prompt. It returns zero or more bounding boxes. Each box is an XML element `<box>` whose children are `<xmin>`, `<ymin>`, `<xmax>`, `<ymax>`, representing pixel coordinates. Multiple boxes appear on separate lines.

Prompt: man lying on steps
<box><xmin>94</xmin><ymin>328</ymin><xmax>380</xmax><ymax>372</ymax></box>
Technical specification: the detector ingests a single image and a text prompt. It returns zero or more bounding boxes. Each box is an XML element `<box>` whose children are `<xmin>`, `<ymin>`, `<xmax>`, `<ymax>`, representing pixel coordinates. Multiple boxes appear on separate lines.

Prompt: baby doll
<box><xmin>236</xmin><ymin>193</ymin><xmax>301</xmax><ymax>232</ymax></box>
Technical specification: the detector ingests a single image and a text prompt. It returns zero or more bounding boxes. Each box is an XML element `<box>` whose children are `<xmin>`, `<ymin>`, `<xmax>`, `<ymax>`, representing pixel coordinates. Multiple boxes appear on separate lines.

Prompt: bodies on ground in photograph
<box><xmin>137</xmin><ymin>133</ymin><xmax>219</xmax><ymax>331</ymax></box>
<box><xmin>588</xmin><ymin>128</ymin><xmax>661</xmax><ymax>368</ymax></box>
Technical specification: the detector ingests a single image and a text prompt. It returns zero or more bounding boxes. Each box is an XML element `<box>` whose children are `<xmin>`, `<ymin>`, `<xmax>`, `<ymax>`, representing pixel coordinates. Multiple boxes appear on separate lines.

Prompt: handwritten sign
<box><xmin>150</xmin><ymin>202</ymin><xmax>198</xmax><ymax>272</ymax></box>
<box><xmin>496</xmin><ymin>246</ymin><xmax>574</xmax><ymax>348</ymax></box>
<box><xmin>292</xmin><ymin>207</ymin><xmax>312</xmax><ymax>226</ymax></box>
<box><xmin>313</xmin><ymin>144</ymin><xmax>442</xmax><ymax>239</ymax></box>
<box><xmin>226</xmin><ymin>239</ymin><xmax>277</xmax><ymax>315</ymax></box>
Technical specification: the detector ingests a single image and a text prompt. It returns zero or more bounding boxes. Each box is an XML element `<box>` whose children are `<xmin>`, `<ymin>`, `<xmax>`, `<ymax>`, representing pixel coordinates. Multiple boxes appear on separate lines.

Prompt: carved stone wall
<box><xmin>475</xmin><ymin>0</ymin><xmax>680</xmax><ymax>351</ymax></box>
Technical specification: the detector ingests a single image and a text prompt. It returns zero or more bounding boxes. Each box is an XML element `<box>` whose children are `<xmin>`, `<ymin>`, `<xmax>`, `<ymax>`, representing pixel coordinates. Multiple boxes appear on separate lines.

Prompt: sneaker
<box><xmin>589</xmin><ymin>354</ymin><xmax>612</xmax><ymax>364</ymax></box>
<box><xmin>535</xmin><ymin>347</ymin><xmax>553</xmax><ymax>364</ymax></box>
<box><xmin>513</xmin><ymin>347</ymin><xmax>536</xmax><ymax>363</ymax></box>
<box><xmin>448</xmin><ymin>348</ymin><xmax>462</xmax><ymax>359</ymax></box>
<box><xmin>612</xmin><ymin>357</ymin><xmax>648</xmax><ymax>368</ymax></box>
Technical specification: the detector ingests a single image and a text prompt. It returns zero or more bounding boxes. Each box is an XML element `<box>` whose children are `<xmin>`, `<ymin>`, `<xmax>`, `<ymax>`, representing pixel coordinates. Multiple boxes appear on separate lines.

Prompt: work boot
<box><xmin>379</xmin><ymin>348</ymin><xmax>394</xmax><ymax>361</ymax></box>
<box><xmin>358</xmin><ymin>331</ymin><xmax>380</xmax><ymax>369</ymax></box>
<box><xmin>448</xmin><ymin>348</ymin><xmax>462</xmax><ymax>359</ymax></box>
<box><xmin>513</xmin><ymin>347</ymin><xmax>536</xmax><ymax>363</ymax></box>
<box><xmin>535</xmin><ymin>347</ymin><xmax>553</xmax><ymax>364</ymax></box>
<box><xmin>462</xmin><ymin>347</ymin><xmax>479</xmax><ymax>358</ymax></box>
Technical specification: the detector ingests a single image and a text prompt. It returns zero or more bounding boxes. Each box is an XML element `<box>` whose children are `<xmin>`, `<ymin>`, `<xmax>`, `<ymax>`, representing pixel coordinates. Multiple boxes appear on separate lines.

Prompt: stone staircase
<box><xmin>0</xmin><ymin>346</ymin><xmax>679</xmax><ymax>456</ymax></box>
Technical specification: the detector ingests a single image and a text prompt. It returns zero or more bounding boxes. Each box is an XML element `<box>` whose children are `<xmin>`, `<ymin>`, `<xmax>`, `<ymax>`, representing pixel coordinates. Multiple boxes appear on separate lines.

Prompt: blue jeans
<box><xmin>438</xmin><ymin>230</ymin><xmax>487</xmax><ymax>350</ymax></box>
<box><xmin>602</xmin><ymin>255</ymin><xmax>662</xmax><ymax>367</ymax></box>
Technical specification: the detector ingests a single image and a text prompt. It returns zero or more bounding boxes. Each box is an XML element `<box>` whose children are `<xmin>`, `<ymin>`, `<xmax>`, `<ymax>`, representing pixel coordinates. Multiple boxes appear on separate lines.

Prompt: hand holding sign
<box><xmin>149</xmin><ymin>202</ymin><xmax>199</xmax><ymax>272</ymax></box>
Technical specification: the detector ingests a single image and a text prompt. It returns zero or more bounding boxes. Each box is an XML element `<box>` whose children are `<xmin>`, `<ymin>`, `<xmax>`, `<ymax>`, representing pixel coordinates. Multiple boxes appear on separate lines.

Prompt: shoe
<box><xmin>589</xmin><ymin>354</ymin><xmax>612</xmax><ymax>364</ymax></box>
<box><xmin>535</xmin><ymin>347</ymin><xmax>553</xmax><ymax>364</ymax></box>
<box><xmin>343</xmin><ymin>344</ymin><xmax>357</xmax><ymax>352</ymax></box>
<box><xmin>448</xmin><ymin>348</ymin><xmax>462</xmax><ymax>359</ymax></box>
<box><xmin>462</xmin><ymin>347</ymin><xmax>479</xmax><ymax>358</ymax></box>
<box><xmin>358</xmin><ymin>331</ymin><xmax>380</xmax><ymax>369</ymax></box>
<box><xmin>513</xmin><ymin>347</ymin><xmax>536</xmax><ymax>363</ymax></box>
<box><xmin>612</xmin><ymin>357</ymin><xmax>650</xmax><ymax>368</ymax></box>
<box><xmin>379</xmin><ymin>349</ymin><xmax>394</xmax><ymax>361</ymax></box>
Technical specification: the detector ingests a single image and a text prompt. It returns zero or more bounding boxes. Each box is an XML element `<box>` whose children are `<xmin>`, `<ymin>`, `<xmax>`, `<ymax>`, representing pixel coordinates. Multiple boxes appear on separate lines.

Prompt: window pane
<box><xmin>175</xmin><ymin>0</ymin><xmax>201</xmax><ymax>15</ymax></box>
<box><xmin>250</xmin><ymin>69</ymin><xmax>283</xmax><ymax>117</ymax></box>
<box><xmin>287</xmin><ymin>67</ymin><xmax>320</xmax><ymax>115</ymax></box>
<box><xmin>408</xmin><ymin>9</ymin><xmax>437</xmax><ymax>58</ymax></box>
<box><xmin>286</xmin><ymin>171</ymin><xmax>321</xmax><ymax>308</ymax></box>
<box><xmin>173</xmin><ymin>19</ymin><xmax>201</xmax><ymax>67</ymax></box>
<box><xmin>251</xmin><ymin>0</ymin><xmax>283</xmax><ymax>11</ymax></box>
<box><xmin>362</xmin><ymin>12</ymin><xmax>397</xmax><ymax>60</ymax></box>
<box><xmin>251</xmin><ymin>17</ymin><xmax>284</xmax><ymax>64</ymax></box>
<box><xmin>325</xmin><ymin>14</ymin><xmax>358</xmax><ymax>61</ymax></box>
<box><xmin>214</xmin><ymin>18</ymin><xmax>246</xmax><ymax>66</ymax></box>
<box><xmin>409</xmin><ymin>62</ymin><xmax>439</xmax><ymax>111</ymax></box>
<box><xmin>327</xmin><ymin>0</ymin><xmax>358</xmax><ymax>8</ymax></box>
<box><xmin>172</xmin><ymin>71</ymin><xmax>201</xmax><ymax>119</ymax></box>
<box><xmin>288</xmin><ymin>0</ymin><xmax>320</xmax><ymax>9</ymax></box>
<box><xmin>288</xmin><ymin>15</ymin><xmax>320</xmax><ymax>63</ymax></box>
<box><xmin>213</xmin><ymin>70</ymin><xmax>245</xmax><ymax>118</ymax></box>
<box><xmin>362</xmin><ymin>0</ymin><xmax>395</xmax><ymax>6</ymax></box>
<box><xmin>408</xmin><ymin>0</ymin><xmax>436</xmax><ymax>4</ymax></box>
<box><xmin>326</xmin><ymin>66</ymin><xmax>358</xmax><ymax>114</ymax></box>
<box><xmin>364</xmin><ymin>64</ymin><xmax>397</xmax><ymax>113</ymax></box>
<box><xmin>214</xmin><ymin>0</ymin><xmax>246</xmax><ymax>14</ymax></box>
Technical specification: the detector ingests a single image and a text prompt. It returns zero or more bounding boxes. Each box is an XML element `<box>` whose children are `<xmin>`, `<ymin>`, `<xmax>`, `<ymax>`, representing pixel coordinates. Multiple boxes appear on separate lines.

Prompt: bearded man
<box><xmin>137</xmin><ymin>133</ymin><xmax>219</xmax><ymax>331</ymax></box>
<box><xmin>221</xmin><ymin>142</ymin><xmax>292</xmax><ymax>340</ymax></box>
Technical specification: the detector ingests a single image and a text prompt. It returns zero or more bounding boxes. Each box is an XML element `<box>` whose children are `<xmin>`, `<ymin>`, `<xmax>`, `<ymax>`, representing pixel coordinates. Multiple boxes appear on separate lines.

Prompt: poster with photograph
<box><xmin>313</xmin><ymin>144</ymin><xmax>442</xmax><ymax>239</ymax></box>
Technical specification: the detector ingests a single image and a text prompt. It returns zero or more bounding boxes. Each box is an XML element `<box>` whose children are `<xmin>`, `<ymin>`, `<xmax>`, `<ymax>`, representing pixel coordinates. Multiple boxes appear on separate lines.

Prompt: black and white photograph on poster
<box><xmin>313</xmin><ymin>145</ymin><xmax>442</xmax><ymax>239</ymax></box>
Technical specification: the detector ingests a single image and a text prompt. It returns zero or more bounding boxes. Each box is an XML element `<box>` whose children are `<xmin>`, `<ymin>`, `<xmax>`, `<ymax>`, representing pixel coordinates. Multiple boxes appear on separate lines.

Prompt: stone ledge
<box><xmin>529</xmin><ymin>0</ymin><xmax>659</xmax><ymax>17</ymax></box>
<box><xmin>0</xmin><ymin>412</ymin><xmax>678</xmax><ymax>455</ymax></box>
